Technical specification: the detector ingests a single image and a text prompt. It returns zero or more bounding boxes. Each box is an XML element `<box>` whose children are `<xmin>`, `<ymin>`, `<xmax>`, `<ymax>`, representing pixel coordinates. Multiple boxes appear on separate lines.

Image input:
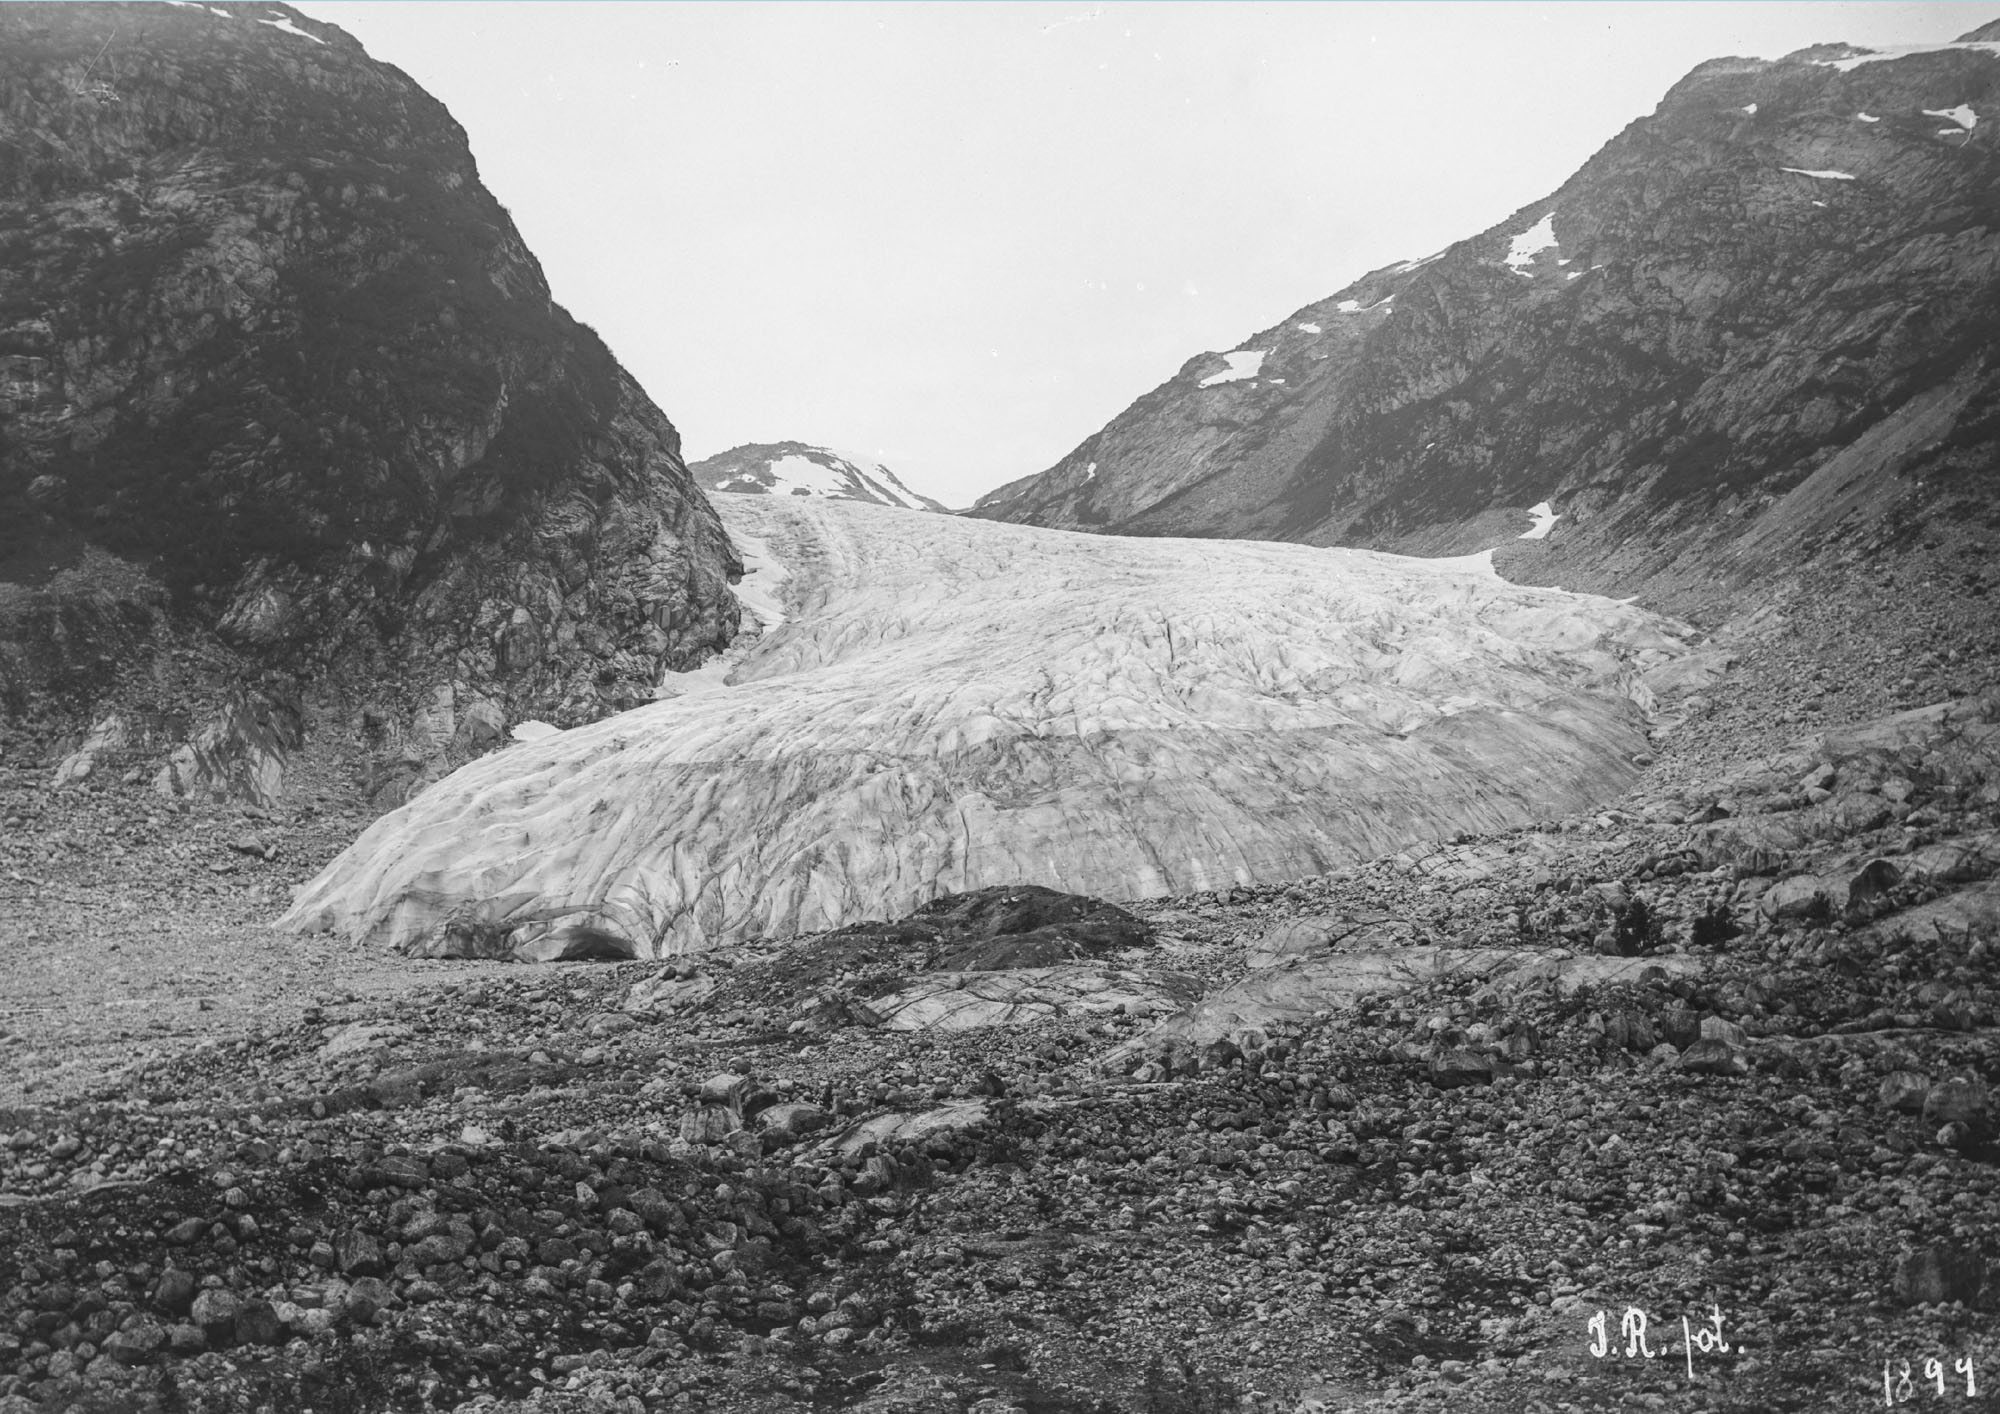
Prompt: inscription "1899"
<box><xmin>1884</xmin><ymin>1356</ymin><xmax>1978</xmax><ymax>1404</ymax></box>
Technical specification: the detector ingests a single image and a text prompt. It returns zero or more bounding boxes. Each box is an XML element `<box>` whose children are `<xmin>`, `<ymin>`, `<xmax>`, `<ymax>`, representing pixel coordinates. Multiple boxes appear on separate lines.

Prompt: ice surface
<box><xmin>1504</xmin><ymin>214</ymin><xmax>1558</xmax><ymax>275</ymax></box>
<box><xmin>510</xmin><ymin>721</ymin><xmax>560</xmax><ymax>744</ymax></box>
<box><xmin>1519</xmin><ymin>500</ymin><xmax>1560</xmax><ymax>541</ymax></box>
<box><xmin>1198</xmin><ymin>350</ymin><xmax>1267</xmax><ymax>387</ymax></box>
<box><xmin>284</xmin><ymin>498</ymin><xmax>1691</xmax><ymax>958</ymax></box>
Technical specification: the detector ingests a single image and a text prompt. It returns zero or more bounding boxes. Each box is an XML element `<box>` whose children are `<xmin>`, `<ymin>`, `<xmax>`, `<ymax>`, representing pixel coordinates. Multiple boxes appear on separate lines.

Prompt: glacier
<box><xmin>281</xmin><ymin>497</ymin><xmax>1693</xmax><ymax>960</ymax></box>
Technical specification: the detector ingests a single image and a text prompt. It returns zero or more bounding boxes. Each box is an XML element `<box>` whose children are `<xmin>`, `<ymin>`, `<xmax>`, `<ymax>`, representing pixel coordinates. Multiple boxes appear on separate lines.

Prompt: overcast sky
<box><xmin>297</xmin><ymin>1</ymin><xmax>1988</xmax><ymax>507</ymax></box>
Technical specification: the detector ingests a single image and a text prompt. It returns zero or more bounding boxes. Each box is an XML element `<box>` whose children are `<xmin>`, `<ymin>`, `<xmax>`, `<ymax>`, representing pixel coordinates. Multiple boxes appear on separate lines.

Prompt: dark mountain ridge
<box><xmin>0</xmin><ymin>1</ymin><xmax>741</xmax><ymax>803</ymax></box>
<box><xmin>972</xmin><ymin>26</ymin><xmax>2000</xmax><ymax>616</ymax></box>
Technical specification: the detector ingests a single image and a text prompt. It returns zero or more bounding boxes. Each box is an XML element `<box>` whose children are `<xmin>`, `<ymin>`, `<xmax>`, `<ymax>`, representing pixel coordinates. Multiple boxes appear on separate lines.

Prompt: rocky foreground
<box><xmin>2</xmin><ymin>667</ymin><xmax>1996</xmax><ymax>1412</ymax></box>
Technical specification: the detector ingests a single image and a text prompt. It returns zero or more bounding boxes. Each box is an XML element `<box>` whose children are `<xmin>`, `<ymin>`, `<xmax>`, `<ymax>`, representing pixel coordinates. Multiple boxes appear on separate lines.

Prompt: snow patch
<box><xmin>1742</xmin><ymin>103</ymin><xmax>1758</xmax><ymax>115</ymax></box>
<box><xmin>1199</xmin><ymin>350</ymin><xmax>1267</xmax><ymax>388</ymax></box>
<box><xmin>257</xmin><ymin>15</ymin><xmax>325</xmax><ymax>43</ymax></box>
<box><xmin>1335</xmin><ymin>300</ymin><xmax>1362</xmax><ymax>313</ymax></box>
<box><xmin>760</xmin><ymin>455</ymin><xmax>852</xmax><ymax>498</ymax></box>
<box><xmin>1857</xmin><ymin>111</ymin><xmax>1881</xmax><ymax>122</ymax></box>
<box><xmin>1082</xmin><ymin>461</ymin><xmax>1097</xmax><ymax>482</ymax></box>
<box><xmin>1925</xmin><ymin>104</ymin><xmax>1977</xmax><ymax>129</ymax></box>
<box><xmin>1393</xmin><ymin>251</ymin><xmax>1444</xmax><ymax>274</ymax></box>
<box><xmin>1519</xmin><ymin>501</ymin><xmax>1560</xmax><ymax>541</ymax></box>
<box><xmin>1503</xmin><ymin>214</ymin><xmax>1558</xmax><ymax>275</ymax></box>
<box><xmin>1297</xmin><ymin>322</ymin><xmax>1322</xmax><ymax>334</ymax></box>
<box><xmin>1780</xmin><ymin>167</ymin><xmax>1856</xmax><ymax>180</ymax></box>
<box><xmin>1815</xmin><ymin>41</ymin><xmax>2000</xmax><ymax>72</ymax></box>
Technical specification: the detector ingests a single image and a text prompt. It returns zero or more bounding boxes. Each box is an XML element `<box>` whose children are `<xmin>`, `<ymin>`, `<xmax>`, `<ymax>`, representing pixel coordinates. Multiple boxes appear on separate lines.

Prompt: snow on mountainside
<box><xmin>281</xmin><ymin>498</ymin><xmax>1704</xmax><ymax>960</ymax></box>
<box><xmin>690</xmin><ymin>442</ymin><xmax>948</xmax><ymax>512</ymax></box>
<box><xmin>969</xmin><ymin>21</ymin><xmax>2000</xmax><ymax>614</ymax></box>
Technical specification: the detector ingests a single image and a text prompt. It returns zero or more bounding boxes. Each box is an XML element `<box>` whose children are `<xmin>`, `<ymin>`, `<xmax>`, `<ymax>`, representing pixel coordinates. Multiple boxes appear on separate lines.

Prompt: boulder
<box><xmin>1893</xmin><ymin>1244</ymin><xmax>1986</xmax><ymax>1306</ymax></box>
<box><xmin>1679</xmin><ymin>1039</ymin><xmax>1750</xmax><ymax>1078</ymax></box>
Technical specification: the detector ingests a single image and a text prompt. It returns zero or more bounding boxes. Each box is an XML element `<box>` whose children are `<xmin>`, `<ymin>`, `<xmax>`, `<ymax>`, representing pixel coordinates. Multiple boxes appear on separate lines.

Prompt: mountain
<box><xmin>970</xmin><ymin>26</ymin><xmax>2000</xmax><ymax>612</ymax></box>
<box><xmin>690</xmin><ymin>441</ymin><xmax>948</xmax><ymax>512</ymax></box>
<box><xmin>0</xmin><ymin>1</ymin><xmax>741</xmax><ymax>804</ymax></box>
<box><xmin>282</xmin><ymin>495</ymin><xmax>1700</xmax><ymax>959</ymax></box>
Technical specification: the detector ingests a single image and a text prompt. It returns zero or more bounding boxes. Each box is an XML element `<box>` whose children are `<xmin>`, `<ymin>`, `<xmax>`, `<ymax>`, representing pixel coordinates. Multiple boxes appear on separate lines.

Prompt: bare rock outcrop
<box><xmin>0</xmin><ymin>2</ymin><xmax>740</xmax><ymax>802</ymax></box>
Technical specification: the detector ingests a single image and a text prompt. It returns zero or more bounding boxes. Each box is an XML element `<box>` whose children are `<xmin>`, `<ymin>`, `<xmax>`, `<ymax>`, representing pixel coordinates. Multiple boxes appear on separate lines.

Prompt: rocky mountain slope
<box><xmin>690</xmin><ymin>443</ymin><xmax>947</xmax><ymax>513</ymax></box>
<box><xmin>970</xmin><ymin>25</ymin><xmax>2000</xmax><ymax>612</ymax></box>
<box><xmin>277</xmin><ymin>496</ymin><xmax>1702</xmax><ymax>960</ymax></box>
<box><xmin>0</xmin><ymin>2</ymin><xmax>741</xmax><ymax>808</ymax></box>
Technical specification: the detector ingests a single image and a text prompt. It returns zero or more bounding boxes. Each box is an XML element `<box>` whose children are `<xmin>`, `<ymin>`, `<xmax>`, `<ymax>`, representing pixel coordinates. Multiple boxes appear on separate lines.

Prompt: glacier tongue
<box><xmin>280</xmin><ymin>498</ymin><xmax>1692</xmax><ymax>959</ymax></box>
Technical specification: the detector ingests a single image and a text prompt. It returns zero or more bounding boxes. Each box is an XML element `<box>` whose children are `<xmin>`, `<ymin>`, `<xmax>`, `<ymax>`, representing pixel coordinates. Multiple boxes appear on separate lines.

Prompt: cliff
<box><xmin>0</xmin><ymin>2</ymin><xmax>741</xmax><ymax>804</ymax></box>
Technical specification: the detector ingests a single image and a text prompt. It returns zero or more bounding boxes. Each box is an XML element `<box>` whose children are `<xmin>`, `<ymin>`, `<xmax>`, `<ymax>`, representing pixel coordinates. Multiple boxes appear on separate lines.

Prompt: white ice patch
<box><xmin>510</xmin><ymin>721</ymin><xmax>560</xmax><ymax>744</ymax></box>
<box><xmin>1403</xmin><ymin>548</ymin><xmax>1502</xmax><ymax>582</ymax></box>
<box><xmin>1816</xmin><ymin>41</ymin><xmax>2000</xmax><ymax>72</ymax></box>
<box><xmin>1780</xmin><ymin>167</ymin><xmax>1856</xmax><ymax>180</ymax></box>
<box><xmin>1083</xmin><ymin>461</ymin><xmax>1097</xmax><ymax>482</ymax></box>
<box><xmin>1199</xmin><ymin>350</ymin><xmax>1267</xmax><ymax>388</ymax></box>
<box><xmin>1742</xmin><ymin>103</ymin><xmax>1758</xmax><ymax>115</ymax></box>
<box><xmin>762</xmin><ymin>454</ymin><xmax>853</xmax><ymax>498</ymax></box>
<box><xmin>1926</xmin><ymin>104</ymin><xmax>1978</xmax><ymax>129</ymax></box>
<box><xmin>1519</xmin><ymin>500</ymin><xmax>1560</xmax><ymax>541</ymax></box>
<box><xmin>1504</xmin><ymin>214</ymin><xmax>1558</xmax><ymax>275</ymax></box>
<box><xmin>723</xmin><ymin>526</ymin><xmax>789</xmax><ymax>632</ymax></box>
<box><xmin>257</xmin><ymin>15</ymin><xmax>325</xmax><ymax>42</ymax></box>
<box><xmin>1297</xmin><ymin>322</ymin><xmax>1322</xmax><ymax>334</ymax></box>
<box><xmin>1335</xmin><ymin>300</ymin><xmax>1363</xmax><ymax>313</ymax></box>
<box><xmin>1813</xmin><ymin>200</ymin><xmax>1828</xmax><ymax>207</ymax></box>
<box><xmin>1857</xmin><ymin>111</ymin><xmax>1881</xmax><ymax>122</ymax></box>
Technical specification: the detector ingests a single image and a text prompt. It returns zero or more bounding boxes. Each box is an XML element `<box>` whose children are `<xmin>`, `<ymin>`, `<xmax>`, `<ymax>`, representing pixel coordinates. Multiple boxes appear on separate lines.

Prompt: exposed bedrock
<box><xmin>282</xmin><ymin>497</ymin><xmax>1693</xmax><ymax>958</ymax></box>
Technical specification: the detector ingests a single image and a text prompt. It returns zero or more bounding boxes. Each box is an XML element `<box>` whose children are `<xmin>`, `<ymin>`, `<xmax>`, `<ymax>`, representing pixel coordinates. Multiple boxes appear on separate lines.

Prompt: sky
<box><xmin>295</xmin><ymin>1</ymin><xmax>1990</xmax><ymax>508</ymax></box>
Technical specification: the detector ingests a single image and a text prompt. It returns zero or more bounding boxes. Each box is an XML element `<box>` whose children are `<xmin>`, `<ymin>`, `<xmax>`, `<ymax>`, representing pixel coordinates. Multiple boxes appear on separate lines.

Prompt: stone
<box><xmin>1893</xmin><ymin>1245</ymin><xmax>1986</xmax><ymax>1306</ymax></box>
<box><xmin>756</xmin><ymin>1102</ymin><xmax>832</xmax><ymax>1137</ymax></box>
<box><xmin>1699</xmin><ymin>1016</ymin><xmax>1748</xmax><ymax>1047</ymax></box>
<box><xmin>337</xmin><ymin>1229</ymin><xmax>386</xmax><ymax>1276</ymax></box>
<box><xmin>1429</xmin><ymin>1048</ymin><xmax>1495</xmax><ymax>1088</ymax></box>
<box><xmin>680</xmin><ymin>1107</ymin><xmax>741</xmax><ymax>1144</ymax></box>
<box><xmin>1922</xmin><ymin>1077</ymin><xmax>1990</xmax><ymax>1134</ymax></box>
<box><xmin>163</xmin><ymin>1217</ymin><xmax>206</xmax><ymax>1245</ymax></box>
<box><xmin>1879</xmin><ymin>1072</ymin><xmax>1932</xmax><ymax>1114</ymax></box>
<box><xmin>165</xmin><ymin>1324</ymin><xmax>206</xmax><ymax>1356</ymax></box>
<box><xmin>100</xmin><ymin>1319</ymin><xmax>165</xmax><ymax>1366</ymax></box>
<box><xmin>868</xmin><ymin>965</ymin><xmax>1199</xmax><ymax>1033</ymax></box>
<box><xmin>188</xmin><ymin>1290</ymin><xmax>239</xmax><ymax>1345</ymax></box>
<box><xmin>1758</xmin><ymin>874</ymin><xmax>1833</xmax><ymax>921</ymax></box>
<box><xmin>1679</xmin><ymin>1039</ymin><xmax>1750</xmax><ymax>1077</ymax></box>
<box><xmin>152</xmin><ymin>1269</ymin><xmax>197</xmax><ymax>1316</ymax></box>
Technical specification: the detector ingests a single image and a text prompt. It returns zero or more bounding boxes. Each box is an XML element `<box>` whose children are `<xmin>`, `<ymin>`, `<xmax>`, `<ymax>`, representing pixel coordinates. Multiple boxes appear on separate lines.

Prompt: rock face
<box><xmin>0</xmin><ymin>3</ymin><xmax>740</xmax><ymax>798</ymax></box>
<box><xmin>970</xmin><ymin>28</ymin><xmax>2000</xmax><ymax>605</ymax></box>
<box><xmin>282</xmin><ymin>494</ymin><xmax>1692</xmax><ymax>958</ymax></box>
<box><xmin>690</xmin><ymin>442</ymin><xmax>948</xmax><ymax>512</ymax></box>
